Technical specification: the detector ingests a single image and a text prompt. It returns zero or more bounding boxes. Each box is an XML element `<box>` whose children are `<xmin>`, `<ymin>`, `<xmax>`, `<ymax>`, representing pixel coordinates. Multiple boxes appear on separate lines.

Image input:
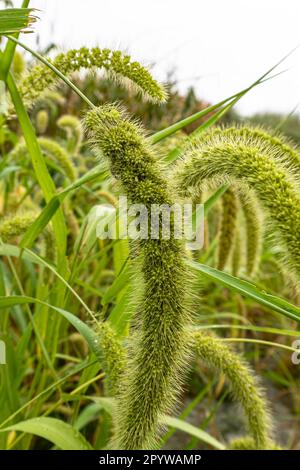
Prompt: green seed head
<box><xmin>217</xmin><ymin>188</ymin><xmax>237</xmax><ymax>270</ymax></box>
<box><xmin>0</xmin><ymin>211</ymin><xmax>55</xmax><ymax>261</ymax></box>
<box><xmin>11</xmin><ymin>138</ymin><xmax>77</xmax><ymax>182</ymax></box>
<box><xmin>238</xmin><ymin>188</ymin><xmax>263</xmax><ymax>277</ymax></box>
<box><xmin>94</xmin><ymin>321</ymin><xmax>127</xmax><ymax>396</ymax></box>
<box><xmin>57</xmin><ymin>114</ymin><xmax>83</xmax><ymax>154</ymax></box>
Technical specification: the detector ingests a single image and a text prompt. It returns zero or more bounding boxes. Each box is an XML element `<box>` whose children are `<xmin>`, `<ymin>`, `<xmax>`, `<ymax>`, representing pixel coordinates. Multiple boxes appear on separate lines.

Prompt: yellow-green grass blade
<box><xmin>101</xmin><ymin>260</ymin><xmax>130</xmax><ymax>306</ymax></box>
<box><xmin>0</xmin><ymin>2</ymin><xmax>31</xmax><ymax>81</ymax></box>
<box><xmin>151</xmin><ymin>76</ymin><xmax>280</xmax><ymax>145</ymax></box>
<box><xmin>0</xmin><ymin>243</ymin><xmax>45</xmax><ymax>266</ymax></box>
<box><xmin>86</xmin><ymin>396</ymin><xmax>225</xmax><ymax>450</ymax></box>
<box><xmin>164</xmin><ymin>71</ymin><xmax>288</xmax><ymax>163</ymax></box>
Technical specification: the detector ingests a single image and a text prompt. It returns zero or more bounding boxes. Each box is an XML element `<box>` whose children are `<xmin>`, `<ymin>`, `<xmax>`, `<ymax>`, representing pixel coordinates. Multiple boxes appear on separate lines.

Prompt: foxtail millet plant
<box><xmin>34</xmin><ymin>90</ymin><xmax>66</xmax><ymax>124</ymax></box>
<box><xmin>84</xmin><ymin>103</ymin><xmax>194</xmax><ymax>450</ymax></box>
<box><xmin>96</xmin><ymin>190</ymin><xmax>118</xmax><ymax>207</ymax></box>
<box><xmin>0</xmin><ymin>211</ymin><xmax>38</xmax><ymax>242</ymax></box>
<box><xmin>12</xmin><ymin>49</ymin><xmax>26</xmax><ymax>78</ymax></box>
<box><xmin>230</xmin><ymin>436</ymin><xmax>281</xmax><ymax>450</ymax></box>
<box><xmin>174</xmin><ymin>129</ymin><xmax>300</xmax><ymax>279</ymax></box>
<box><xmin>85</xmin><ymin>324</ymin><xmax>276</xmax><ymax>449</ymax></box>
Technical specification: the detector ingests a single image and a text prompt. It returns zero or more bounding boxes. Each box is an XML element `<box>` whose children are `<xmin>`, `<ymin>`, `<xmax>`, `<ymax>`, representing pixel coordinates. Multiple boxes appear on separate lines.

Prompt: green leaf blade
<box><xmin>189</xmin><ymin>260</ymin><xmax>300</xmax><ymax>324</ymax></box>
<box><xmin>1</xmin><ymin>417</ymin><xmax>92</xmax><ymax>450</ymax></box>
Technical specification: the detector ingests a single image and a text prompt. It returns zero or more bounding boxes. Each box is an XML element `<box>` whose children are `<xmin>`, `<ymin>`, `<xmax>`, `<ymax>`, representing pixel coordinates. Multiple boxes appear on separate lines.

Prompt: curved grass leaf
<box><xmin>75</xmin><ymin>403</ymin><xmax>104</xmax><ymax>431</ymax></box>
<box><xmin>1</xmin><ymin>417</ymin><xmax>92</xmax><ymax>450</ymax></box>
<box><xmin>88</xmin><ymin>396</ymin><xmax>117</xmax><ymax>417</ymax></box>
<box><xmin>0</xmin><ymin>295</ymin><xmax>100</xmax><ymax>357</ymax></box>
<box><xmin>0</xmin><ymin>165</ymin><xmax>20</xmax><ymax>179</ymax></box>
<box><xmin>0</xmin><ymin>246</ymin><xmax>95</xmax><ymax>320</ymax></box>
<box><xmin>101</xmin><ymin>261</ymin><xmax>129</xmax><ymax>306</ymax></box>
<box><xmin>0</xmin><ymin>243</ymin><xmax>44</xmax><ymax>265</ymax></box>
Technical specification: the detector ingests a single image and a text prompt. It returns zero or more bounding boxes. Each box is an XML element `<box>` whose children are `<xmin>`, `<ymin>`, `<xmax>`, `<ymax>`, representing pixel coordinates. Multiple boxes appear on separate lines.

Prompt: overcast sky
<box><xmin>11</xmin><ymin>0</ymin><xmax>300</xmax><ymax>116</ymax></box>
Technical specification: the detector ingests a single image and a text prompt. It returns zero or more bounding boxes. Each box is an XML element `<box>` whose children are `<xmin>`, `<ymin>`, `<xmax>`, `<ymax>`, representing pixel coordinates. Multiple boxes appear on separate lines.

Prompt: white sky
<box><xmin>11</xmin><ymin>0</ymin><xmax>300</xmax><ymax>116</ymax></box>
